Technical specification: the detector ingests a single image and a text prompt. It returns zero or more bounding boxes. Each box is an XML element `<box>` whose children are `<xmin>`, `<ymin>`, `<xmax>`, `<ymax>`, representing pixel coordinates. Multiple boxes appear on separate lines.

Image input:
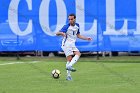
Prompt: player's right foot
<box><xmin>66</xmin><ymin>66</ymin><xmax>76</xmax><ymax>72</ymax></box>
<box><xmin>66</xmin><ymin>76</ymin><xmax>72</xmax><ymax>81</ymax></box>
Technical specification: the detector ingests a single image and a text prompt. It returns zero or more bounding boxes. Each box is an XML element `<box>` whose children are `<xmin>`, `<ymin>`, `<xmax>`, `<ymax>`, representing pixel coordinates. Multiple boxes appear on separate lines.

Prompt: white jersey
<box><xmin>60</xmin><ymin>23</ymin><xmax>80</xmax><ymax>47</ymax></box>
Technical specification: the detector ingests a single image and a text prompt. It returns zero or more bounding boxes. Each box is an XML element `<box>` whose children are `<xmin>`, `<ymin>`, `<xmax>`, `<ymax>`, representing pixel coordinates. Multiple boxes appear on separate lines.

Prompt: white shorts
<box><xmin>61</xmin><ymin>46</ymin><xmax>79</xmax><ymax>57</ymax></box>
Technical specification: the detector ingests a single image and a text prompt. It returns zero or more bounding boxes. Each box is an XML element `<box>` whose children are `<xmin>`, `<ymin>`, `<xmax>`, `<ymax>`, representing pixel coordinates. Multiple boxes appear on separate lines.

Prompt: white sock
<box><xmin>69</xmin><ymin>55</ymin><xmax>80</xmax><ymax>67</ymax></box>
<box><xmin>66</xmin><ymin>61</ymin><xmax>71</xmax><ymax>76</ymax></box>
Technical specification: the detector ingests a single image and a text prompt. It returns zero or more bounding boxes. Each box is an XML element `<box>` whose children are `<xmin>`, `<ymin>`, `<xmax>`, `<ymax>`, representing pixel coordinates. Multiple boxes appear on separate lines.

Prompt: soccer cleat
<box><xmin>66</xmin><ymin>76</ymin><xmax>72</xmax><ymax>81</ymax></box>
<box><xmin>66</xmin><ymin>66</ymin><xmax>76</xmax><ymax>72</ymax></box>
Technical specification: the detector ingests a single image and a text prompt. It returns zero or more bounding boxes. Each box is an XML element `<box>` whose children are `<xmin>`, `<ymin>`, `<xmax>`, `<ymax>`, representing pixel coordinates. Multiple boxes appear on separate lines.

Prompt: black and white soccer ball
<box><xmin>51</xmin><ymin>69</ymin><xmax>61</xmax><ymax>79</ymax></box>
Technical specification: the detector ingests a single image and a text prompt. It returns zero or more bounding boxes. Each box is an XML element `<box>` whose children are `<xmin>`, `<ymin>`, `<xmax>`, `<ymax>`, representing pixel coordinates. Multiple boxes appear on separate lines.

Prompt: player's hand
<box><xmin>56</xmin><ymin>32</ymin><xmax>66</xmax><ymax>37</ymax></box>
<box><xmin>87</xmin><ymin>37</ymin><xmax>92</xmax><ymax>41</ymax></box>
<box><xmin>62</xmin><ymin>32</ymin><xmax>66</xmax><ymax>37</ymax></box>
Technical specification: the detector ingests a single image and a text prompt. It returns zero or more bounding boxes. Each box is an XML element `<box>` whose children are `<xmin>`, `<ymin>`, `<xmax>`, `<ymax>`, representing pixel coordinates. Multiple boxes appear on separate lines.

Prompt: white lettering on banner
<box><xmin>135</xmin><ymin>0</ymin><xmax>140</xmax><ymax>34</ymax></box>
<box><xmin>76</xmin><ymin>0</ymin><xmax>97</xmax><ymax>35</ymax></box>
<box><xmin>39</xmin><ymin>0</ymin><xmax>66</xmax><ymax>36</ymax></box>
<box><xmin>8</xmin><ymin>0</ymin><xmax>32</xmax><ymax>36</ymax></box>
<box><xmin>104</xmin><ymin>0</ymin><xmax>128</xmax><ymax>35</ymax></box>
<box><xmin>7</xmin><ymin>0</ymin><xmax>140</xmax><ymax>36</ymax></box>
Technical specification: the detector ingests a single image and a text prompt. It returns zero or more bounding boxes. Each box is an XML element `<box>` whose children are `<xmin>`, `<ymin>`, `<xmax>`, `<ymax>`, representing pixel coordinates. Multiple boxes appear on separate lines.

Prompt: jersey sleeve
<box><xmin>76</xmin><ymin>23</ymin><xmax>80</xmax><ymax>34</ymax></box>
<box><xmin>60</xmin><ymin>24</ymin><xmax>69</xmax><ymax>33</ymax></box>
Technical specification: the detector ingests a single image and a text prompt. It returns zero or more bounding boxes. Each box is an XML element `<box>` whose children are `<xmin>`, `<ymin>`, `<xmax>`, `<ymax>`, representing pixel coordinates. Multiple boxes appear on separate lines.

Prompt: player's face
<box><xmin>68</xmin><ymin>16</ymin><xmax>75</xmax><ymax>26</ymax></box>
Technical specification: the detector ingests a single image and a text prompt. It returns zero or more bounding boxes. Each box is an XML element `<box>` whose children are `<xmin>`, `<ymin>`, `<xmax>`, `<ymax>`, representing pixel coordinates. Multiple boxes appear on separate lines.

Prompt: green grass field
<box><xmin>0</xmin><ymin>56</ymin><xmax>140</xmax><ymax>93</ymax></box>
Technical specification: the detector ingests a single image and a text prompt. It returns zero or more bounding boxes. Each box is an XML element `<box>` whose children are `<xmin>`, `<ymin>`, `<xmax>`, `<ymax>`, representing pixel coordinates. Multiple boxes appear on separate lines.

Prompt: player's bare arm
<box><xmin>77</xmin><ymin>34</ymin><xmax>92</xmax><ymax>41</ymax></box>
<box><xmin>56</xmin><ymin>32</ymin><xmax>66</xmax><ymax>37</ymax></box>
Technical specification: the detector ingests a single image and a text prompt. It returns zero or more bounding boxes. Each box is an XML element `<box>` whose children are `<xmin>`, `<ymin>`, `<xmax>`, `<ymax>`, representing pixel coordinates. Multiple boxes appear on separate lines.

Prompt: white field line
<box><xmin>0</xmin><ymin>61</ymin><xmax>40</xmax><ymax>66</ymax></box>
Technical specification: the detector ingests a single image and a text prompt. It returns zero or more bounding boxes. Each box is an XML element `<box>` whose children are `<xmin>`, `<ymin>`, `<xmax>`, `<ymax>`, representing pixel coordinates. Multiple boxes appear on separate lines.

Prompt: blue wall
<box><xmin>0</xmin><ymin>0</ymin><xmax>140</xmax><ymax>51</ymax></box>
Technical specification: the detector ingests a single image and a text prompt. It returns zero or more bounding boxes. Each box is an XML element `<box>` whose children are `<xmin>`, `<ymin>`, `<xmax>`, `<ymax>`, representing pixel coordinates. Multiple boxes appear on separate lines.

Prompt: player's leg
<box><xmin>68</xmin><ymin>50</ymin><xmax>81</xmax><ymax>67</ymax></box>
<box><xmin>61</xmin><ymin>46</ymin><xmax>73</xmax><ymax>80</ymax></box>
<box><xmin>66</xmin><ymin>56</ymin><xmax>73</xmax><ymax>80</ymax></box>
<box><xmin>66</xmin><ymin>47</ymin><xmax>80</xmax><ymax>72</ymax></box>
<box><xmin>66</xmin><ymin>55</ymin><xmax>72</xmax><ymax>75</ymax></box>
<box><xmin>66</xmin><ymin>55</ymin><xmax>72</xmax><ymax>70</ymax></box>
<box><xmin>66</xmin><ymin>54</ymin><xmax>77</xmax><ymax>72</ymax></box>
<box><xmin>62</xmin><ymin>46</ymin><xmax>76</xmax><ymax>72</ymax></box>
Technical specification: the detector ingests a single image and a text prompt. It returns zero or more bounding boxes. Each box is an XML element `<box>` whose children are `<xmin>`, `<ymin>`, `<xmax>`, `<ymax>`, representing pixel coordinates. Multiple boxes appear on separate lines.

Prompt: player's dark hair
<box><xmin>68</xmin><ymin>13</ymin><xmax>76</xmax><ymax>19</ymax></box>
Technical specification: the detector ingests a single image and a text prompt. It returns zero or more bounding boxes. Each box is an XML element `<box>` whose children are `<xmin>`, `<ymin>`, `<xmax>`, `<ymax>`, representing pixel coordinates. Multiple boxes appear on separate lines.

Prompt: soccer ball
<box><xmin>51</xmin><ymin>69</ymin><xmax>61</xmax><ymax>79</ymax></box>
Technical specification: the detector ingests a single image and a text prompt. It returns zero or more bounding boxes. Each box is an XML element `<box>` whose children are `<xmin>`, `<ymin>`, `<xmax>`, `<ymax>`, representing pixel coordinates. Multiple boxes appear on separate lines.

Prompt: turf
<box><xmin>0</xmin><ymin>56</ymin><xmax>140</xmax><ymax>93</ymax></box>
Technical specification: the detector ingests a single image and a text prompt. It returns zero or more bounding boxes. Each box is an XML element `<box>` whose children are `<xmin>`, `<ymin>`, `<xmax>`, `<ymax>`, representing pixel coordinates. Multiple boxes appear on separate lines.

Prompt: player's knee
<box><xmin>67</xmin><ymin>56</ymin><xmax>72</xmax><ymax>61</ymax></box>
<box><xmin>77</xmin><ymin>52</ymin><xmax>81</xmax><ymax>57</ymax></box>
<box><xmin>68</xmin><ymin>58</ymin><xmax>72</xmax><ymax>61</ymax></box>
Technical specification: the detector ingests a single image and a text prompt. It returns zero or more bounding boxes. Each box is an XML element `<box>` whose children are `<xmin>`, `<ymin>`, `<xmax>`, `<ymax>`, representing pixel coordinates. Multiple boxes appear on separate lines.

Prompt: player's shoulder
<box><xmin>61</xmin><ymin>23</ymin><xmax>70</xmax><ymax>30</ymax></box>
<box><xmin>75</xmin><ymin>23</ymin><xmax>80</xmax><ymax>27</ymax></box>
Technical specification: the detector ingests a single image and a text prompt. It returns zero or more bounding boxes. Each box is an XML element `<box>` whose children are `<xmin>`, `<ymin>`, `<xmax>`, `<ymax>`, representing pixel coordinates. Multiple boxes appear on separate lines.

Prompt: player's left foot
<box><xmin>66</xmin><ymin>76</ymin><xmax>72</xmax><ymax>81</ymax></box>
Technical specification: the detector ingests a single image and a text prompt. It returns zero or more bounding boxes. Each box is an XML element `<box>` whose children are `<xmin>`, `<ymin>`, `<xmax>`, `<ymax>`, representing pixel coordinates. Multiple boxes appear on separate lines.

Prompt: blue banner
<box><xmin>0</xmin><ymin>0</ymin><xmax>140</xmax><ymax>51</ymax></box>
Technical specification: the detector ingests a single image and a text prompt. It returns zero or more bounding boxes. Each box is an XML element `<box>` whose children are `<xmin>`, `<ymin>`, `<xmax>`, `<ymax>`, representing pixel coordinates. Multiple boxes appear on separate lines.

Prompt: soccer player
<box><xmin>56</xmin><ymin>13</ymin><xmax>92</xmax><ymax>81</ymax></box>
